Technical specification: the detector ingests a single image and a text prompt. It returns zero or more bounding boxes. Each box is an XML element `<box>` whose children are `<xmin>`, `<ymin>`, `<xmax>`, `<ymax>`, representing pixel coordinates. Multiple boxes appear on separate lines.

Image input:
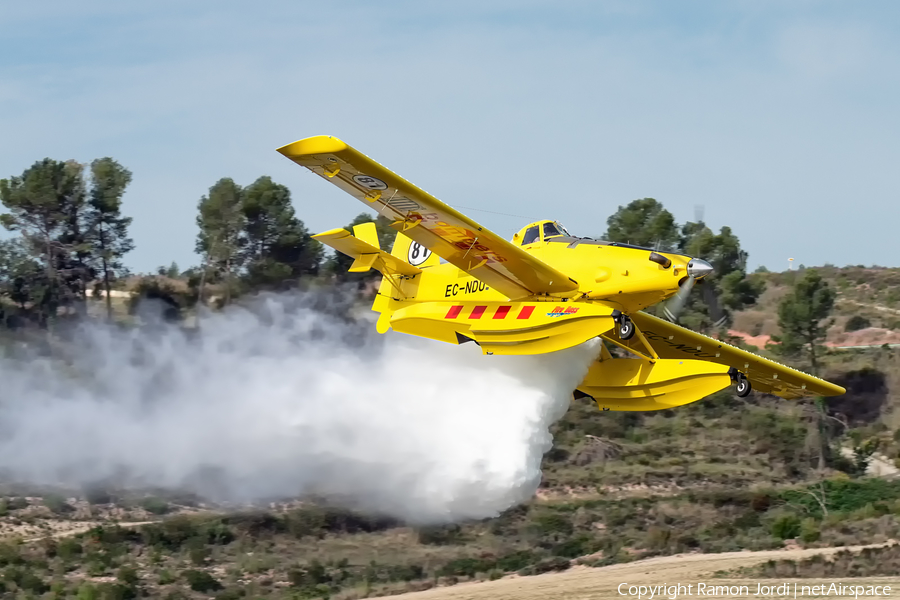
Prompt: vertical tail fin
<box><xmin>352</xmin><ymin>222</ymin><xmax>380</xmax><ymax>249</ymax></box>
<box><xmin>373</xmin><ymin>232</ymin><xmax>439</xmax><ymax>332</ymax></box>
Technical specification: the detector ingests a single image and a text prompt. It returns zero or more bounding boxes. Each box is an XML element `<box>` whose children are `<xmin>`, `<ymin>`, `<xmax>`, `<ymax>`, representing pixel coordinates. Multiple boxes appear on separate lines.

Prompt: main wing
<box><xmin>277</xmin><ymin>136</ymin><xmax>578</xmax><ymax>300</ymax></box>
<box><xmin>630</xmin><ymin>311</ymin><xmax>845</xmax><ymax>399</ymax></box>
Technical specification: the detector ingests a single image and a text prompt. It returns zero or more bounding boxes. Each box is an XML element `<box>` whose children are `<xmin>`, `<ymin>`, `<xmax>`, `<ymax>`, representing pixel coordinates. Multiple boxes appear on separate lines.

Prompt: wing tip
<box><xmin>277</xmin><ymin>135</ymin><xmax>348</xmax><ymax>159</ymax></box>
<box><xmin>312</xmin><ymin>228</ymin><xmax>351</xmax><ymax>240</ymax></box>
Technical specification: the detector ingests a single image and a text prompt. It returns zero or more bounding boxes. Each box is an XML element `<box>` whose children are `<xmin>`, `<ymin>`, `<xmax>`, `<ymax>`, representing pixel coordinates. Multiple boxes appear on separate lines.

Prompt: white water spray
<box><xmin>0</xmin><ymin>293</ymin><xmax>597</xmax><ymax>523</ymax></box>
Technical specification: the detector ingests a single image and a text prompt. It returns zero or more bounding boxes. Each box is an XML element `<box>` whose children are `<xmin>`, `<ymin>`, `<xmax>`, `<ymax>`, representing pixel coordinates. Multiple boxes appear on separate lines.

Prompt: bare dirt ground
<box><xmin>536</xmin><ymin>482</ymin><xmax>696</xmax><ymax>502</ymax></box>
<box><xmin>728</xmin><ymin>327</ymin><xmax>900</xmax><ymax>350</ymax></box>
<box><xmin>389</xmin><ymin>544</ymin><xmax>900</xmax><ymax>599</ymax></box>
<box><xmin>843</xmin><ymin>300</ymin><xmax>900</xmax><ymax>316</ymax></box>
<box><xmin>24</xmin><ymin>521</ymin><xmax>156</xmax><ymax>542</ymax></box>
<box><xmin>838</xmin><ymin>446</ymin><xmax>900</xmax><ymax>478</ymax></box>
<box><xmin>0</xmin><ymin>517</ymin><xmax>157</xmax><ymax>542</ymax></box>
<box><xmin>0</xmin><ymin>497</ymin><xmax>205</xmax><ymax>542</ymax></box>
<box><xmin>0</xmin><ymin>518</ymin><xmax>105</xmax><ymax>541</ymax></box>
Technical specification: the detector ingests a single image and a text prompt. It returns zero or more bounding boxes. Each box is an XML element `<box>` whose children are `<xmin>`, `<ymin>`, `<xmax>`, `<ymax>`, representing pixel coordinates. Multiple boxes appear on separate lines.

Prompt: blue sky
<box><xmin>1</xmin><ymin>1</ymin><xmax>898</xmax><ymax>273</ymax></box>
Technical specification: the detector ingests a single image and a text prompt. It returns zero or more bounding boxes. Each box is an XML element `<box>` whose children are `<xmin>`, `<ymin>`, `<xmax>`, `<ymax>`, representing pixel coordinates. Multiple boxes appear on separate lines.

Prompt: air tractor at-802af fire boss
<box><xmin>277</xmin><ymin>136</ymin><xmax>845</xmax><ymax>412</ymax></box>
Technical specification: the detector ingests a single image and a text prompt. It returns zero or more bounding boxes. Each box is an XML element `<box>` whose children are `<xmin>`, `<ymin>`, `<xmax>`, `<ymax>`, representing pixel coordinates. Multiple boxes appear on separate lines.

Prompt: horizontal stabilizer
<box><xmin>313</xmin><ymin>228</ymin><xmax>422</xmax><ymax>277</ymax></box>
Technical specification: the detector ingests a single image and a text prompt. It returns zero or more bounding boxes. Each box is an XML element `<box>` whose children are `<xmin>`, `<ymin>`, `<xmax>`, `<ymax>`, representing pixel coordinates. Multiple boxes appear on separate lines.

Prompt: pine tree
<box><xmin>775</xmin><ymin>269</ymin><xmax>835</xmax><ymax>375</ymax></box>
<box><xmin>241</xmin><ymin>176</ymin><xmax>321</xmax><ymax>288</ymax></box>
<box><xmin>0</xmin><ymin>159</ymin><xmax>87</xmax><ymax>324</ymax></box>
<box><xmin>196</xmin><ymin>178</ymin><xmax>246</xmax><ymax>306</ymax></box>
<box><xmin>0</xmin><ymin>238</ymin><xmax>48</xmax><ymax>313</ymax></box>
<box><xmin>604</xmin><ymin>198</ymin><xmax>679</xmax><ymax>250</ymax></box>
<box><xmin>85</xmin><ymin>158</ymin><xmax>134</xmax><ymax>319</ymax></box>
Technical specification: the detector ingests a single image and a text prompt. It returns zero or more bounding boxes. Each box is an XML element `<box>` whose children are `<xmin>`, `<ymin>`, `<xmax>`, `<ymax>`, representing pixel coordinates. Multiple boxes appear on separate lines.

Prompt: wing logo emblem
<box><xmin>352</xmin><ymin>174</ymin><xmax>387</xmax><ymax>190</ymax></box>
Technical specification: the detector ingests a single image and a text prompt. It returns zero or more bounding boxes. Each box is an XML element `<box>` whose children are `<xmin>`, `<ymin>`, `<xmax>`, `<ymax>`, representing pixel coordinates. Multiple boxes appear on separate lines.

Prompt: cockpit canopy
<box><xmin>512</xmin><ymin>220</ymin><xmax>690</xmax><ymax>255</ymax></box>
<box><xmin>513</xmin><ymin>220</ymin><xmax>571</xmax><ymax>246</ymax></box>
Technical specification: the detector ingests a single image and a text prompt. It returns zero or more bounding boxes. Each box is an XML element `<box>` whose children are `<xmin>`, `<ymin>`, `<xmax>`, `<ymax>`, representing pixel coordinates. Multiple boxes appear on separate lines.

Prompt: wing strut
<box><xmin>599</xmin><ymin>313</ymin><xmax>659</xmax><ymax>361</ymax></box>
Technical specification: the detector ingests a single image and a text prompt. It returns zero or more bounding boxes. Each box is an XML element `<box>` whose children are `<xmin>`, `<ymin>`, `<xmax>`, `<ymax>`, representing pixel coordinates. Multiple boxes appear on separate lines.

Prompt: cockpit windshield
<box><xmin>522</xmin><ymin>226</ymin><xmax>540</xmax><ymax>245</ymax></box>
<box><xmin>542</xmin><ymin>222</ymin><xmax>564</xmax><ymax>239</ymax></box>
<box><xmin>519</xmin><ymin>221</ymin><xmax>572</xmax><ymax>245</ymax></box>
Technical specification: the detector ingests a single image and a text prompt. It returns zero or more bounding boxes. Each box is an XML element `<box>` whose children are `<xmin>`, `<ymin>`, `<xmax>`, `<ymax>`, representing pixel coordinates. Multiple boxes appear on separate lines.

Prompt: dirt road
<box><xmin>390</xmin><ymin>544</ymin><xmax>900</xmax><ymax>599</ymax></box>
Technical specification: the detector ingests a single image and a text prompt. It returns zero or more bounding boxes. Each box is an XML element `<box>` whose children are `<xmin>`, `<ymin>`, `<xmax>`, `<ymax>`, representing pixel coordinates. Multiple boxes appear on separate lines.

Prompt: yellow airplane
<box><xmin>277</xmin><ymin>136</ymin><xmax>845</xmax><ymax>412</ymax></box>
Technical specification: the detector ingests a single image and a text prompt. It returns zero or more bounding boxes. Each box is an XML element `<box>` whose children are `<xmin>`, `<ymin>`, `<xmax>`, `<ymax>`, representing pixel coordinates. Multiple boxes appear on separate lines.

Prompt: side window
<box><xmin>542</xmin><ymin>222</ymin><xmax>562</xmax><ymax>239</ymax></box>
<box><xmin>522</xmin><ymin>226</ymin><xmax>540</xmax><ymax>245</ymax></box>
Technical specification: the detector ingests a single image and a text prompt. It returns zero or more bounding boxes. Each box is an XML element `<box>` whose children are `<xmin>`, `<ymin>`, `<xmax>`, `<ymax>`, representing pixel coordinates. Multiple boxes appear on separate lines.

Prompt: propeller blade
<box><xmin>663</xmin><ymin>275</ymin><xmax>695</xmax><ymax>322</ymax></box>
<box><xmin>701</xmin><ymin>280</ymin><xmax>728</xmax><ymax>328</ymax></box>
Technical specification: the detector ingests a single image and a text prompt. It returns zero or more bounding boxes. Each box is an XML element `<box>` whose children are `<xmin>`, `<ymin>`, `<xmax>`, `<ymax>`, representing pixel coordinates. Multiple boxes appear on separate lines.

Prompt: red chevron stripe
<box><xmin>445</xmin><ymin>305</ymin><xmax>463</xmax><ymax>319</ymax></box>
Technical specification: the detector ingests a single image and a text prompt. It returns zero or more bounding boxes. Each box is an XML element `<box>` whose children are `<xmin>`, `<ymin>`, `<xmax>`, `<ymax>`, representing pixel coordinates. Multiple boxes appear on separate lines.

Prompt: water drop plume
<box><xmin>0</xmin><ymin>292</ymin><xmax>597</xmax><ymax>523</ymax></box>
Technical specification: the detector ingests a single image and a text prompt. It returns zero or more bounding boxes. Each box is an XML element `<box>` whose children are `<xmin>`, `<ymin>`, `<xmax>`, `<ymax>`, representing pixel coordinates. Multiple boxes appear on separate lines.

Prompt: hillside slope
<box><xmin>732</xmin><ymin>266</ymin><xmax>900</xmax><ymax>348</ymax></box>
<box><xmin>1</xmin><ymin>266</ymin><xmax>899</xmax><ymax>598</ymax></box>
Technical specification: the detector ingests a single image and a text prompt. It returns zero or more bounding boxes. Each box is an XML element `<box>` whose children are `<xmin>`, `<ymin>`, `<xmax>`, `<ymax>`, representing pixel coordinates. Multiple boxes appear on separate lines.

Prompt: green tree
<box><xmin>604</xmin><ymin>202</ymin><xmax>764</xmax><ymax>330</ymax></box>
<box><xmin>603</xmin><ymin>198</ymin><xmax>679</xmax><ymax>250</ymax></box>
<box><xmin>182</xmin><ymin>569</ymin><xmax>222</xmax><ymax>593</ymax></box>
<box><xmin>156</xmin><ymin>262</ymin><xmax>180</xmax><ymax>278</ymax></box>
<box><xmin>718</xmin><ymin>269</ymin><xmax>765</xmax><ymax>313</ymax></box>
<box><xmin>0</xmin><ymin>239</ymin><xmax>49</xmax><ymax>314</ymax></box>
<box><xmin>1</xmin><ymin>159</ymin><xmax>88</xmax><ymax>323</ymax></box>
<box><xmin>196</xmin><ymin>178</ymin><xmax>246</xmax><ymax>306</ymax></box>
<box><xmin>240</xmin><ymin>176</ymin><xmax>322</xmax><ymax>288</ymax></box>
<box><xmin>775</xmin><ymin>268</ymin><xmax>835</xmax><ymax>375</ymax></box>
<box><xmin>57</xmin><ymin>162</ymin><xmax>94</xmax><ymax>310</ymax></box>
<box><xmin>86</xmin><ymin>158</ymin><xmax>134</xmax><ymax>320</ymax></box>
<box><xmin>845</xmin><ymin>315</ymin><xmax>870</xmax><ymax>332</ymax></box>
<box><xmin>116</xmin><ymin>564</ymin><xmax>140</xmax><ymax>597</ymax></box>
<box><xmin>677</xmin><ymin>222</ymin><xmax>764</xmax><ymax>328</ymax></box>
<box><xmin>679</xmin><ymin>223</ymin><xmax>746</xmax><ymax>279</ymax></box>
<box><xmin>849</xmin><ymin>432</ymin><xmax>880</xmax><ymax>476</ymax></box>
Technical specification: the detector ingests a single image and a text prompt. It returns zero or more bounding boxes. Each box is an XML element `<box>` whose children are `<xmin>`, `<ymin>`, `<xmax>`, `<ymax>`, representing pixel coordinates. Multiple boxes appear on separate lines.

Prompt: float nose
<box><xmin>687</xmin><ymin>259</ymin><xmax>714</xmax><ymax>279</ymax></box>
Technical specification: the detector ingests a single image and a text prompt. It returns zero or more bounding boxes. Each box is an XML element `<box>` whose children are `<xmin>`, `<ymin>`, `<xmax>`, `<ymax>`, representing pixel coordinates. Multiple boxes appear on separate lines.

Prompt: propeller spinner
<box><xmin>687</xmin><ymin>259</ymin><xmax>714</xmax><ymax>278</ymax></box>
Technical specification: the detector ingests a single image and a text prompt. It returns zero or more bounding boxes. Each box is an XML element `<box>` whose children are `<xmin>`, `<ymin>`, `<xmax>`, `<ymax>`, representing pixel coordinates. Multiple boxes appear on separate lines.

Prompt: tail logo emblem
<box><xmin>408</xmin><ymin>242</ymin><xmax>432</xmax><ymax>266</ymax></box>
